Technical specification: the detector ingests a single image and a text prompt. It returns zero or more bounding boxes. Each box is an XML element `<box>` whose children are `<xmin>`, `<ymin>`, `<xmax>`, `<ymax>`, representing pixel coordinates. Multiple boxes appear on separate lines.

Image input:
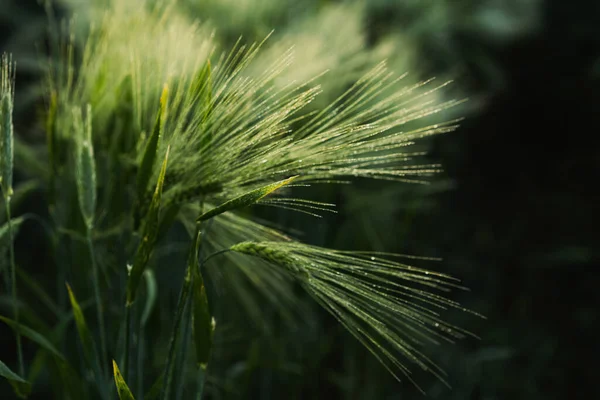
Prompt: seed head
<box><xmin>229</xmin><ymin>240</ymin><xmax>481</xmax><ymax>390</ymax></box>
<box><xmin>230</xmin><ymin>241</ymin><xmax>308</xmax><ymax>279</ymax></box>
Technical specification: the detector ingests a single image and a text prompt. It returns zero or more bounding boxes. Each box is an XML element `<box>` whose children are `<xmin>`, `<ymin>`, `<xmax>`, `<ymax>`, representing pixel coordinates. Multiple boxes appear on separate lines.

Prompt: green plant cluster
<box><xmin>0</xmin><ymin>0</ymin><xmax>483</xmax><ymax>399</ymax></box>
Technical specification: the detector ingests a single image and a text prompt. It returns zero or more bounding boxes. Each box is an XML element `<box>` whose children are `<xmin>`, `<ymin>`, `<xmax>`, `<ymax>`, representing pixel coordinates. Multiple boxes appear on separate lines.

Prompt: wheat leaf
<box><xmin>144</xmin><ymin>373</ymin><xmax>163</xmax><ymax>400</ymax></box>
<box><xmin>0</xmin><ymin>315</ymin><xmax>65</xmax><ymax>360</ymax></box>
<box><xmin>0</xmin><ymin>359</ymin><xmax>31</xmax><ymax>398</ymax></box>
<box><xmin>112</xmin><ymin>360</ymin><xmax>135</xmax><ymax>400</ymax></box>
<box><xmin>0</xmin><ymin>216</ymin><xmax>24</xmax><ymax>249</ymax></box>
<box><xmin>141</xmin><ymin>270</ymin><xmax>158</xmax><ymax>327</ymax></box>
<box><xmin>161</xmin><ymin>224</ymin><xmax>206</xmax><ymax>400</ymax></box>
<box><xmin>65</xmin><ymin>283</ymin><xmax>97</xmax><ymax>369</ymax></box>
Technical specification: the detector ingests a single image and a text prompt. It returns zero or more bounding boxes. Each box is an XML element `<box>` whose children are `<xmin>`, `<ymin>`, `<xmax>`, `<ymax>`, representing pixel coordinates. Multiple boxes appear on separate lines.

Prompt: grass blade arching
<box><xmin>0</xmin><ymin>315</ymin><xmax>65</xmax><ymax>361</ymax></box>
<box><xmin>0</xmin><ymin>359</ymin><xmax>31</xmax><ymax>399</ymax></box>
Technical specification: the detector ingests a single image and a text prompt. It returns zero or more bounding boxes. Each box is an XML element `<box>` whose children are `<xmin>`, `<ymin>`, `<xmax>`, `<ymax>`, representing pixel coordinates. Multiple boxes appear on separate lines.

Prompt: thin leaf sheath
<box><xmin>0</xmin><ymin>359</ymin><xmax>31</xmax><ymax>398</ymax></box>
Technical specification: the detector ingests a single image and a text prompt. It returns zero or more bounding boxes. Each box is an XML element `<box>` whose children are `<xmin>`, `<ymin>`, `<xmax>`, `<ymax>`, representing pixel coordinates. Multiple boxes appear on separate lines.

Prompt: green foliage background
<box><xmin>1</xmin><ymin>0</ymin><xmax>599</xmax><ymax>399</ymax></box>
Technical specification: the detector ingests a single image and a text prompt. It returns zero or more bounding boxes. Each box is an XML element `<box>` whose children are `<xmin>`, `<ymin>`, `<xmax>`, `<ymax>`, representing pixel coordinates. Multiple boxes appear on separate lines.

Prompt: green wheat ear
<box><xmin>230</xmin><ymin>240</ymin><xmax>482</xmax><ymax>392</ymax></box>
<box><xmin>0</xmin><ymin>53</ymin><xmax>15</xmax><ymax>199</ymax></box>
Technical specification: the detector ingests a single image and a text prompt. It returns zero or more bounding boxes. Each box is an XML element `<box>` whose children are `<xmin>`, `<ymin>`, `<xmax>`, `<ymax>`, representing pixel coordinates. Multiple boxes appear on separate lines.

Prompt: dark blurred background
<box><xmin>1</xmin><ymin>0</ymin><xmax>599</xmax><ymax>399</ymax></box>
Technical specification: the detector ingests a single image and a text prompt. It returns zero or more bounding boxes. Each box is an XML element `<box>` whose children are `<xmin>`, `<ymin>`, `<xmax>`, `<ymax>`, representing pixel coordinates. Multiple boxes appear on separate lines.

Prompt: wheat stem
<box><xmin>4</xmin><ymin>198</ymin><xmax>24</xmax><ymax>377</ymax></box>
<box><xmin>123</xmin><ymin>300</ymin><xmax>131</xmax><ymax>381</ymax></box>
<box><xmin>195</xmin><ymin>367</ymin><xmax>206</xmax><ymax>400</ymax></box>
<box><xmin>161</xmin><ymin>265</ymin><xmax>193</xmax><ymax>400</ymax></box>
<box><xmin>176</xmin><ymin>292</ymin><xmax>193</xmax><ymax>400</ymax></box>
<box><xmin>86</xmin><ymin>226</ymin><xmax>108</xmax><ymax>381</ymax></box>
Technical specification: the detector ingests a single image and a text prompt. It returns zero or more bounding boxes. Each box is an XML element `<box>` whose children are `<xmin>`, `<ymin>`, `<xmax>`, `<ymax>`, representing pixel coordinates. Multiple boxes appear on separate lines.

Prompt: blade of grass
<box><xmin>17</xmin><ymin>268</ymin><xmax>61</xmax><ymax>318</ymax></box>
<box><xmin>161</xmin><ymin>275</ymin><xmax>192</xmax><ymax>400</ymax></box>
<box><xmin>2</xmin><ymin>204</ymin><xmax>22</xmax><ymax>377</ymax></box>
<box><xmin>0</xmin><ymin>217</ymin><xmax>24</xmax><ymax>294</ymax></box>
<box><xmin>0</xmin><ymin>359</ymin><xmax>31</xmax><ymax>398</ymax></box>
<box><xmin>127</xmin><ymin>147</ymin><xmax>169</xmax><ymax>306</ymax></box>
<box><xmin>55</xmin><ymin>358</ymin><xmax>89</xmax><ymax>400</ymax></box>
<box><xmin>26</xmin><ymin>300</ymin><xmax>93</xmax><ymax>399</ymax></box>
<box><xmin>161</xmin><ymin>226</ymin><xmax>201</xmax><ymax>400</ymax></box>
<box><xmin>141</xmin><ymin>270</ymin><xmax>157</xmax><ymax>326</ymax></box>
<box><xmin>123</xmin><ymin>303</ymin><xmax>131</xmax><ymax>384</ymax></box>
<box><xmin>145</xmin><ymin>373</ymin><xmax>164</xmax><ymax>400</ymax></box>
<box><xmin>191</xmin><ymin>258</ymin><xmax>213</xmax><ymax>400</ymax></box>
<box><xmin>113</xmin><ymin>360</ymin><xmax>135</xmax><ymax>400</ymax></box>
<box><xmin>137</xmin><ymin>84</ymin><xmax>167</xmax><ymax>207</ymax></box>
<box><xmin>46</xmin><ymin>90</ymin><xmax>57</xmax><ymax>213</ymax></box>
<box><xmin>191</xmin><ymin>258</ymin><xmax>212</xmax><ymax>368</ymax></box>
<box><xmin>65</xmin><ymin>283</ymin><xmax>96</xmax><ymax>369</ymax></box>
<box><xmin>85</xmin><ymin>229</ymin><xmax>108</xmax><ymax>381</ymax></box>
<box><xmin>191</xmin><ymin>60</ymin><xmax>213</xmax><ymax>149</ymax></box>
<box><xmin>0</xmin><ymin>216</ymin><xmax>24</xmax><ymax>245</ymax></box>
<box><xmin>0</xmin><ymin>180</ymin><xmax>39</xmax><ymax>225</ymax></box>
<box><xmin>0</xmin><ymin>315</ymin><xmax>65</xmax><ymax>360</ymax></box>
<box><xmin>175</xmin><ymin>290</ymin><xmax>193</xmax><ymax>400</ymax></box>
<box><xmin>66</xmin><ymin>283</ymin><xmax>109</xmax><ymax>399</ymax></box>
<box><xmin>135</xmin><ymin>270</ymin><xmax>157</xmax><ymax>396</ymax></box>
<box><xmin>195</xmin><ymin>368</ymin><xmax>206</xmax><ymax>400</ymax></box>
